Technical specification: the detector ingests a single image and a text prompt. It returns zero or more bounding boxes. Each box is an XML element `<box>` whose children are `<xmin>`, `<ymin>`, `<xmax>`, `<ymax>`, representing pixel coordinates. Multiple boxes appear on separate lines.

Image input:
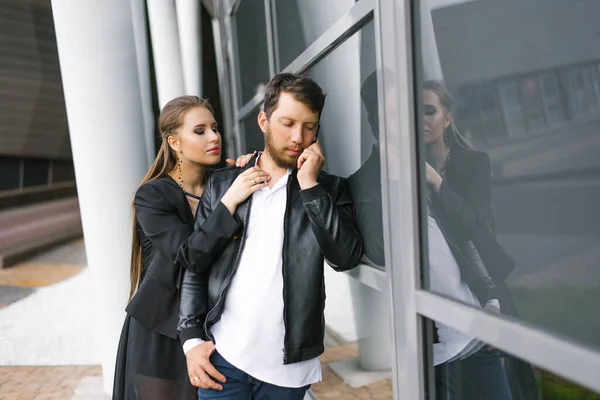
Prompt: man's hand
<box><xmin>186</xmin><ymin>341</ymin><xmax>226</xmax><ymax>390</ymax></box>
<box><xmin>297</xmin><ymin>140</ymin><xmax>325</xmax><ymax>190</ymax></box>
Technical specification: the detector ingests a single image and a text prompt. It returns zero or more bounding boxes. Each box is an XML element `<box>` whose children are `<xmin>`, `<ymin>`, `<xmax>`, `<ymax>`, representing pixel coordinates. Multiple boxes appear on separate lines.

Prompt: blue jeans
<box><xmin>434</xmin><ymin>348</ymin><xmax>513</xmax><ymax>400</ymax></box>
<box><xmin>197</xmin><ymin>351</ymin><xmax>311</xmax><ymax>400</ymax></box>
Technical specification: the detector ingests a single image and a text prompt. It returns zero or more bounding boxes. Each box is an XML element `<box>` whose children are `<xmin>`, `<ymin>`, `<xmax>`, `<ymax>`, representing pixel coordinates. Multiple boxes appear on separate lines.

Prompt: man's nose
<box><xmin>290</xmin><ymin>126</ymin><xmax>303</xmax><ymax>143</ymax></box>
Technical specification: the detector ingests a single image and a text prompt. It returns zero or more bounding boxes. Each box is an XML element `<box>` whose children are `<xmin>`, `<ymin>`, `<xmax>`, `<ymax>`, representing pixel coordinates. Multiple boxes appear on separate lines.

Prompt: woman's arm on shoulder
<box><xmin>134</xmin><ymin>180</ymin><xmax>241</xmax><ymax>273</ymax></box>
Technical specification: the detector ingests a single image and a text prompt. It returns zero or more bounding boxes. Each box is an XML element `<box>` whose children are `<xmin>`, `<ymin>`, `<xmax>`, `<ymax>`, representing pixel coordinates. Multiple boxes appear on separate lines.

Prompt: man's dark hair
<box><xmin>263</xmin><ymin>73</ymin><xmax>326</xmax><ymax>120</ymax></box>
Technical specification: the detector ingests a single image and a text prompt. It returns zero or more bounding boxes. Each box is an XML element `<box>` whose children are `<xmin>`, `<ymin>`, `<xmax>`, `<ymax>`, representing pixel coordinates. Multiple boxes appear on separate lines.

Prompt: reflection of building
<box><xmin>432</xmin><ymin>0</ymin><xmax>600</xmax><ymax>146</ymax></box>
<box><xmin>0</xmin><ymin>1</ymin><xmax>76</xmax><ymax>207</ymax></box>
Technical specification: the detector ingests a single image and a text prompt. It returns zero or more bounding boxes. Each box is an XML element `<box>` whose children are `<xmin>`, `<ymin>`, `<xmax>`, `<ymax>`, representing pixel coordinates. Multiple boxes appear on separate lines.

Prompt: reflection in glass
<box><xmin>425</xmin><ymin>317</ymin><xmax>600</xmax><ymax>400</ymax></box>
<box><xmin>273</xmin><ymin>0</ymin><xmax>354</xmax><ymax>69</ymax></box>
<box><xmin>234</xmin><ymin>0</ymin><xmax>270</xmax><ymax>105</ymax></box>
<box><xmin>420</xmin><ymin>0</ymin><xmax>600</xmax><ymax>357</ymax></box>
<box><xmin>242</xmin><ymin>109</ymin><xmax>264</xmax><ymax>154</ymax></box>
<box><xmin>301</xmin><ymin>19</ymin><xmax>393</xmax><ymax>399</ymax></box>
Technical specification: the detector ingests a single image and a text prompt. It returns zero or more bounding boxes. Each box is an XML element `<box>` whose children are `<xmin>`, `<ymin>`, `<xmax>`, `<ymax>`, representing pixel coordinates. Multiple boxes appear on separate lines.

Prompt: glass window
<box><xmin>424</xmin><ymin>317</ymin><xmax>600</xmax><ymax>399</ymax></box>
<box><xmin>478</xmin><ymin>82</ymin><xmax>507</xmax><ymax>142</ymax></box>
<box><xmin>453</xmin><ymin>85</ymin><xmax>485</xmax><ymax>145</ymax></box>
<box><xmin>302</xmin><ymin>19</ymin><xmax>393</xmax><ymax>399</ymax></box>
<box><xmin>417</xmin><ymin>0</ymin><xmax>600</xmax><ymax>372</ymax></box>
<box><xmin>272</xmin><ymin>0</ymin><xmax>355</xmax><ymax>70</ymax></box>
<box><xmin>498</xmin><ymin>80</ymin><xmax>527</xmax><ymax>138</ymax></box>
<box><xmin>540</xmin><ymin>71</ymin><xmax>566</xmax><ymax>125</ymax></box>
<box><xmin>51</xmin><ymin>160</ymin><xmax>75</xmax><ymax>183</ymax></box>
<box><xmin>242</xmin><ymin>108</ymin><xmax>264</xmax><ymax>154</ymax></box>
<box><xmin>0</xmin><ymin>157</ymin><xmax>21</xmax><ymax>191</ymax></box>
<box><xmin>22</xmin><ymin>158</ymin><xmax>48</xmax><ymax>187</ymax></box>
<box><xmin>520</xmin><ymin>75</ymin><xmax>547</xmax><ymax>131</ymax></box>
<box><xmin>234</xmin><ymin>0</ymin><xmax>271</xmax><ymax>105</ymax></box>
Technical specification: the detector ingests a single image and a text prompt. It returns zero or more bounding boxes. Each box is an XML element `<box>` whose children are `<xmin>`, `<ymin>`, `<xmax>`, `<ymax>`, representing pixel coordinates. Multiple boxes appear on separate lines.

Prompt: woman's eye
<box><xmin>282</xmin><ymin>121</ymin><xmax>293</xmax><ymax>127</ymax></box>
<box><xmin>424</xmin><ymin>106</ymin><xmax>437</xmax><ymax>116</ymax></box>
<box><xmin>194</xmin><ymin>130</ymin><xmax>205</xmax><ymax>135</ymax></box>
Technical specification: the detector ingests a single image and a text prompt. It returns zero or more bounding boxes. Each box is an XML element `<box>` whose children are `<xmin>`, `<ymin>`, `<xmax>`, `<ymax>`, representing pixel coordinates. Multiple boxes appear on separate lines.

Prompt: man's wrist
<box><xmin>298</xmin><ymin>177</ymin><xmax>318</xmax><ymax>190</ymax></box>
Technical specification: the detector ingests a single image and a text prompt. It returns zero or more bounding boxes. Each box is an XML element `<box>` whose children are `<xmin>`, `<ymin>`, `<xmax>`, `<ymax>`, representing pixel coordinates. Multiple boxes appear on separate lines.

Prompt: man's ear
<box><xmin>258</xmin><ymin>111</ymin><xmax>269</xmax><ymax>134</ymax></box>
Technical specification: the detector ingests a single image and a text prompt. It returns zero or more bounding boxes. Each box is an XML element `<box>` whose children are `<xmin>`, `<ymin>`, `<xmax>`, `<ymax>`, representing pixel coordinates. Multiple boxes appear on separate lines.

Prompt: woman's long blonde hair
<box><xmin>129</xmin><ymin>96</ymin><xmax>215</xmax><ymax>300</ymax></box>
<box><xmin>423</xmin><ymin>80</ymin><xmax>473</xmax><ymax>150</ymax></box>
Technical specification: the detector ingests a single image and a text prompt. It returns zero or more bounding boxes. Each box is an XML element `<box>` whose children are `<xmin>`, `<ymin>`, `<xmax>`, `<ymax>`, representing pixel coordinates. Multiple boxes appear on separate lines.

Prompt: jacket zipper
<box><xmin>203</xmin><ymin>196</ymin><xmax>253</xmax><ymax>341</ymax></box>
<box><xmin>281</xmin><ymin>174</ymin><xmax>293</xmax><ymax>363</ymax></box>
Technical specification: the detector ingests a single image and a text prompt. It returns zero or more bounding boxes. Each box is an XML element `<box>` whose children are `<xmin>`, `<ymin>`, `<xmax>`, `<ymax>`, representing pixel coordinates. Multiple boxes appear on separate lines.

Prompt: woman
<box><xmin>113</xmin><ymin>96</ymin><xmax>270</xmax><ymax>400</ymax></box>
<box><xmin>422</xmin><ymin>80</ymin><xmax>536</xmax><ymax>399</ymax></box>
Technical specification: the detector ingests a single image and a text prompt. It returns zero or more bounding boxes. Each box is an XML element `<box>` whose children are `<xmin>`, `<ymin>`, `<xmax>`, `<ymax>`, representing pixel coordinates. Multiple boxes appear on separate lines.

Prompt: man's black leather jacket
<box><xmin>178</xmin><ymin>161</ymin><xmax>364</xmax><ymax>364</ymax></box>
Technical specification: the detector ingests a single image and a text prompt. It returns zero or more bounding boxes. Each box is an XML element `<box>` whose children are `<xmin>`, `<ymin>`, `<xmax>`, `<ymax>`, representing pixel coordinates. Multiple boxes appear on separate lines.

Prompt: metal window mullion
<box><xmin>18</xmin><ymin>158</ymin><xmax>24</xmax><ymax>189</ymax></box>
<box><xmin>238</xmin><ymin>93</ymin><xmax>264</xmax><ymax>120</ymax></box>
<box><xmin>224</xmin><ymin>13</ymin><xmax>244</xmax><ymax>153</ymax></box>
<box><xmin>269</xmin><ymin>0</ymin><xmax>280</xmax><ymax>72</ymax></box>
<box><xmin>211</xmin><ymin>15</ymin><xmax>237</xmax><ymax>157</ymax></box>
<box><xmin>264</xmin><ymin>0</ymin><xmax>276</xmax><ymax>77</ymax></box>
<box><xmin>227</xmin><ymin>0</ymin><xmax>241</xmax><ymax>16</ymax></box>
<box><xmin>378</xmin><ymin>0</ymin><xmax>425</xmax><ymax>399</ymax></box>
<box><xmin>416</xmin><ymin>290</ymin><xmax>600</xmax><ymax>394</ymax></box>
<box><xmin>48</xmin><ymin>159</ymin><xmax>53</xmax><ymax>186</ymax></box>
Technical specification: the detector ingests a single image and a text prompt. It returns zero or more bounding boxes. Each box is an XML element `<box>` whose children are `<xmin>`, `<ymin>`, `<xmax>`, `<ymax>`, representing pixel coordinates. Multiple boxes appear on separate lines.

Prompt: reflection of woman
<box><xmin>422</xmin><ymin>80</ymin><xmax>516</xmax><ymax>399</ymax></box>
<box><xmin>113</xmin><ymin>96</ymin><xmax>257</xmax><ymax>399</ymax></box>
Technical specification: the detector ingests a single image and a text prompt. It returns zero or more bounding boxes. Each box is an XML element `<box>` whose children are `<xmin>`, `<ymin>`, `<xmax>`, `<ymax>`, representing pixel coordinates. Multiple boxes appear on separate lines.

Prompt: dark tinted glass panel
<box><xmin>416</xmin><ymin>0</ymin><xmax>600</xmax><ymax>353</ymax></box>
<box><xmin>51</xmin><ymin>160</ymin><xmax>75</xmax><ymax>183</ymax></box>
<box><xmin>0</xmin><ymin>157</ymin><xmax>21</xmax><ymax>191</ymax></box>
<box><xmin>242</xmin><ymin>109</ymin><xmax>264</xmax><ymax>154</ymax></box>
<box><xmin>424</xmin><ymin>317</ymin><xmax>600</xmax><ymax>399</ymax></box>
<box><xmin>234</xmin><ymin>0</ymin><xmax>270</xmax><ymax>105</ymax></box>
<box><xmin>22</xmin><ymin>158</ymin><xmax>48</xmax><ymax>187</ymax></box>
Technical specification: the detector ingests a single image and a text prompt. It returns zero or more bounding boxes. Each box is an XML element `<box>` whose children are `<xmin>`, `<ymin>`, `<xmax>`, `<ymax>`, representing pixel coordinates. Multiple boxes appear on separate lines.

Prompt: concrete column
<box><xmin>176</xmin><ymin>0</ymin><xmax>203</xmax><ymax>97</ymax></box>
<box><xmin>51</xmin><ymin>0</ymin><xmax>148</xmax><ymax>394</ymax></box>
<box><xmin>147</xmin><ymin>0</ymin><xmax>186</xmax><ymax>108</ymax></box>
<box><xmin>130</xmin><ymin>0</ymin><xmax>156</xmax><ymax>166</ymax></box>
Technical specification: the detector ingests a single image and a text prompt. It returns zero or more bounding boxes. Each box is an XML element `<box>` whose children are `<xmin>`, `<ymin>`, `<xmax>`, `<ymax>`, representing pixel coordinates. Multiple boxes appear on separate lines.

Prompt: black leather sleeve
<box><xmin>134</xmin><ymin>181</ymin><xmax>240</xmax><ymax>273</ymax></box>
<box><xmin>300</xmin><ymin>177</ymin><xmax>364</xmax><ymax>271</ymax></box>
<box><xmin>431</xmin><ymin>151</ymin><xmax>492</xmax><ymax>240</ymax></box>
<box><xmin>178</xmin><ymin>268</ymin><xmax>210</xmax><ymax>344</ymax></box>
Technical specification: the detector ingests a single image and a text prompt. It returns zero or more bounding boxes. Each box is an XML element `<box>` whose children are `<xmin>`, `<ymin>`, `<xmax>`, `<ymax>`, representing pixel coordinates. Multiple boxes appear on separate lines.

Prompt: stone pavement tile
<box><xmin>0</xmin><ymin>366</ymin><xmax>101</xmax><ymax>400</ymax></box>
<box><xmin>0</xmin><ymin>264</ymin><xmax>84</xmax><ymax>287</ymax></box>
<box><xmin>0</xmin><ymin>285</ymin><xmax>35</xmax><ymax>306</ymax></box>
<box><xmin>312</xmin><ymin>342</ymin><xmax>393</xmax><ymax>400</ymax></box>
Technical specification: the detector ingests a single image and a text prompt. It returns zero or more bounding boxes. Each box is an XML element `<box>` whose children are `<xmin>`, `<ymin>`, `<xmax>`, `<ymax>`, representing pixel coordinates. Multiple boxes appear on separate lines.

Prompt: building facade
<box><xmin>44</xmin><ymin>0</ymin><xmax>600</xmax><ymax>397</ymax></box>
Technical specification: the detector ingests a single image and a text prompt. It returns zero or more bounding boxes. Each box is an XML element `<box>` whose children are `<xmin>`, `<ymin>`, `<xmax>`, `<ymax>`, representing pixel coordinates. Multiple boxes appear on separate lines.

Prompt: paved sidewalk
<box><xmin>0</xmin><ymin>366</ymin><xmax>101</xmax><ymax>400</ymax></box>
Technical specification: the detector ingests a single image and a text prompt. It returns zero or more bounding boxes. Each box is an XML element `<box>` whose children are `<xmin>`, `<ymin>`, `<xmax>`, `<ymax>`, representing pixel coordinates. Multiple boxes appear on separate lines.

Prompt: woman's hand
<box><xmin>425</xmin><ymin>163</ymin><xmax>443</xmax><ymax>193</ymax></box>
<box><xmin>220</xmin><ymin>167</ymin><xmax>271</xmax><ymax>214</ymax></box>
<box><xmin>186</xmin><ymin>341</ymin><xmax>225</xmax><ymax>390</ymax></box>
<box><xmin>225</xmin><ymin>151</ymin><xmax>257</xmax><ymax>168</ymax></box>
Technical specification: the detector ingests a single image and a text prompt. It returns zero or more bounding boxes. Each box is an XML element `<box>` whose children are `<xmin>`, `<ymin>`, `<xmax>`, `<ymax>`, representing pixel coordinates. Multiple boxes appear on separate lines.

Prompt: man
<box><xmin>178</xmin><ymin>73</ymin><xmax>364</xmax><ymax>399</ymax></box>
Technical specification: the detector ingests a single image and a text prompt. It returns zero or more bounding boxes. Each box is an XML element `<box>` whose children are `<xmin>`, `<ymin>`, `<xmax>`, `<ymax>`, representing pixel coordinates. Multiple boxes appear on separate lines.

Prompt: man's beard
<box><xmin>264</xmin><ymin>127</ymin><xmax>302</xmax><ymax>169</ymax></box>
